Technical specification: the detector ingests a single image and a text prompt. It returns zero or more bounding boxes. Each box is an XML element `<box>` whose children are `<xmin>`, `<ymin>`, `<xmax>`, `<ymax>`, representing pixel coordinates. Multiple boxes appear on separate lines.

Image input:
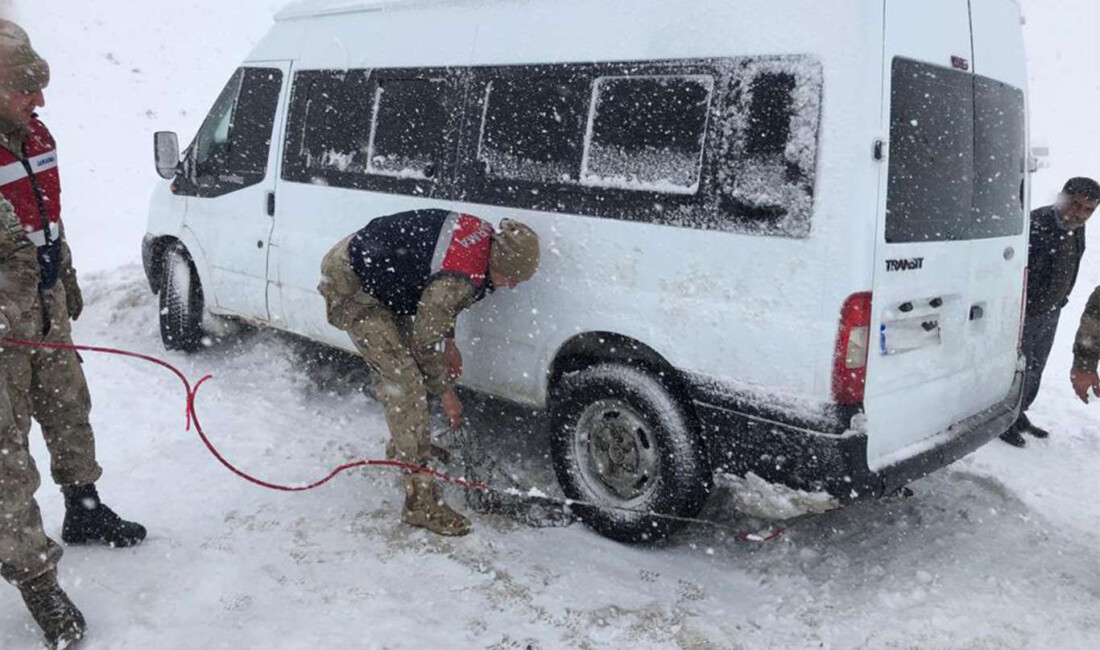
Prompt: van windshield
<box><xmin>886</xmin><ymin>57</ymin><xmax>1026</xmax><ymax>243</ymax></box>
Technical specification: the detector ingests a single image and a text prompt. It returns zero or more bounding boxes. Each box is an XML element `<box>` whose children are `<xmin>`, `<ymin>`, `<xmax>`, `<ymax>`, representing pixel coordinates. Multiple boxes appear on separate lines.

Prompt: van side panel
<box><xmin>267</xmin><ymin>0</ymin><xmax>886</xmax><ymax>414</ymax></box>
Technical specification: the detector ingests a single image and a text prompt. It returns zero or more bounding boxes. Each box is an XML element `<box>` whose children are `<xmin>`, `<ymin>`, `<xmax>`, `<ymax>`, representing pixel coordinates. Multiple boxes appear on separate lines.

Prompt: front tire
<box><xmin>550</xmin><ymin>363</ymin><xmax>710</xmax><ymax>542</ymax></box>
<box><xmin>159</xmin><ymin>243</ymin><xmax>205</xmax><ymax>352</ymax></box>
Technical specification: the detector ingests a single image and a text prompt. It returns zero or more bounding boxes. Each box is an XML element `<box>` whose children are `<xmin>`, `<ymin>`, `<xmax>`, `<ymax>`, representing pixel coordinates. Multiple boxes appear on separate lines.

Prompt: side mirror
<box><xmin>1029</xmin><ymin>145</ymin><xmax>1050</xmax><ymax>174</ymax></box>
<box><xmin>154</xmin><ymin>131</ymin><xmax>180</xmax><ymax>180</ymax></box>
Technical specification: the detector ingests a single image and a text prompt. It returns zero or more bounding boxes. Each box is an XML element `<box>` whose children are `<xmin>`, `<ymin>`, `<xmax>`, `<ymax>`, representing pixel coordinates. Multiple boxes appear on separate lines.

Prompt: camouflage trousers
<box><xmin>319</xmin><ymin>237</ymin><xmax>432</xmax><ymax>466</ymax></box>
<box><xmin>0</xmin><ymin>285</ymin><xmax>102</xmax><ymax>488</ymax></box>
<box><xmin>0</xmin><ymin>370</ymin><xmax>63</xmax><ymax>586</ymax></box>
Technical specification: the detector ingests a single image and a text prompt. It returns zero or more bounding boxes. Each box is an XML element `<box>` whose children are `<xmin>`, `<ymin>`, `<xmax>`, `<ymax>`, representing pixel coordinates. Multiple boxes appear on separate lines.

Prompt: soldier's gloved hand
<box><xmin>66</xmin><ymin>281</ymin><xmax>84</xmax><ymax>321</ymax></box>
<box><xmin>441</xmin><ymin>387</ymin><xmax>464</xmax><ymax>431</ymax></box>
<box><xmin>443</xmin><ymin>338</ymin><xmax>463</xmax><ymax>380</ymax></box>
<box><xmin>1070</xmin><ymin>368</ymin><xmax>1100</xmax><ymax>404</ymax></box>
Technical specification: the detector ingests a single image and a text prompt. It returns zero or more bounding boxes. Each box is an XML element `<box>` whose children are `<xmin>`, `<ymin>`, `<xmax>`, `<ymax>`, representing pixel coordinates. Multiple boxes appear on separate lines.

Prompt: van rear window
<box><xmin>886</xmin><ymin>58</ymin><xmax>1025</xmax><ymax>243</ymax></box>
<box><xmin>973</xmin><ymin>76</ymin><xmax>1027</xmax><ymax>239</ymax></box>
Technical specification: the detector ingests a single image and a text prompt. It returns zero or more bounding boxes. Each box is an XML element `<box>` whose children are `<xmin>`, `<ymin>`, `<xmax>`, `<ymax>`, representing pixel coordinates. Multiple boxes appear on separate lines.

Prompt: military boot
<box><xmin>402</xmin><ymin>472</ymin><xmax>471</xmax><ymax>536</ymax></box>
<box><xmin>61</xmin><ymin>484</ymin><xmax>147</xmax><ymax>548</ymax></box>
<box><xmin>18</xmin><ymin>570</ymin><xmax>86</xmax><ymax>650</ymax></box>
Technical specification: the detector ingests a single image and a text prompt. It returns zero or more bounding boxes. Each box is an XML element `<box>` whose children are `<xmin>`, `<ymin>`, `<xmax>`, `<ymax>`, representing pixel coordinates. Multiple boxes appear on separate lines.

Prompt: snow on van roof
<box><xmin>277</xmin><ymin>0</ymin><xmax>1020</xmax><ymax>21</ymax></box>
<box><xmin>276</xmin><ymin>0</ymin><xmax>496</xmax><ymax>20</ymax></box>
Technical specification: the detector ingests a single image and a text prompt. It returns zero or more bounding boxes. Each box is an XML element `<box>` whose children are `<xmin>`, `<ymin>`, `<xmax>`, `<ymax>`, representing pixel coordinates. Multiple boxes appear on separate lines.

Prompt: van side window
<box><xmin>886</xmin><ymin>58</ymin><xmax>1024</xmax><ymax>243</ymax></box>
<box><xmin>716</xmin><ymin>58</ymin><xmax>823</xmax><ymax>237</ymax></box>
<box><xmin>283</xmin><ymin>69</ymin><xmax>459</xmax><ymax>196</ymax></box>
<box><xmin>178</xmin><ymin>67</ymin><xmax>284</xmax><ymax>199</ymax></box>
<box><xmin>367</xmin><ymin>78</ymin><xmax>449</xmax><ymax>180</ymax></box>
<box><xmin>478</xmin><ymin>77</ymin><xmax>589</xmax><ymax>184</ymax></box>
<box><xmin>582</xmin><ymin>75</ymin><xmax>714</xmax><ymax>194</ymax></box>
<box><xmin>297</xmin><ymin>71</ymin><xmax>371</xmax><ymax>174</ymax></box>
<box><xmin>280</xmin><ymin>58</ymin><xmax>825</xmax><ymax>238</ymax></box>
<box><xmin>745</xmin><ymin>73</ymin><xmax>795</xmax><ymax>156</ymax></box>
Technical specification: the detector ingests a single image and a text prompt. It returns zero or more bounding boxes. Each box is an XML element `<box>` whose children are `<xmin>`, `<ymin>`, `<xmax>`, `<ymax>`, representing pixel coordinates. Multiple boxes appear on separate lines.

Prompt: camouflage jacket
<box><xmin>320</xmin><ymin>234</ymin><xmax>476</xmax><ymax>395</ymax></box>
<box><xmin>0</xmin><ymin>196</ymin><xmax>40</xmax><ymax>336</ymax></box>
<box><xmin>1072</xmin><ymin>286</ymin><xmax>1100</xmax><ymax>373</ymax></box>
<box><xmin>411</xmin><ymin>276</ymin><xmax>476</xmax><ymax>394</ymax></box>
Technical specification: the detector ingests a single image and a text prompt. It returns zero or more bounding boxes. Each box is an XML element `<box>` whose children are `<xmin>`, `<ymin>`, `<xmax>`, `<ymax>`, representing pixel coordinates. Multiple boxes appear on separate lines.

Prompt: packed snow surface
<box><xmin>0</xmin><ymin>265</ymin><xmax>1095</xmax><ymax>649</ymax></box>
<box><xmin>0</xmin><ymin>0</ymin><xmax>1098</xmax><ymax>647</ymax></box>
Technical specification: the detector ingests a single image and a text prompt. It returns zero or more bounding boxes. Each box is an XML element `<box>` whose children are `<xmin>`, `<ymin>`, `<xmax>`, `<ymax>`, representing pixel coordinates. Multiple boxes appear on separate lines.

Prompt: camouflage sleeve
<box><xmin>1072</xmin><ymin>286</ymin><xmax>1100</xmax><ymax>373</ymax></box>
<box><xmin>412</xmin><ymin>276</ymin><xmax>475</xmax><ymax>395</ymax></box>
<box><xmin>0</xmin><ymin>197</ymin><xmax>38</xmax><ymax>332</ymax></box>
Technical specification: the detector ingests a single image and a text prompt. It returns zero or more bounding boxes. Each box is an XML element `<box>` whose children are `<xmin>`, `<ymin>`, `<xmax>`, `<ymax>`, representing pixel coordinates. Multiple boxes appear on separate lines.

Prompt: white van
<box><xmin>144</xmin><ymin>0</ymin><xmax>1029</xmax><ymax>541</ymax></box>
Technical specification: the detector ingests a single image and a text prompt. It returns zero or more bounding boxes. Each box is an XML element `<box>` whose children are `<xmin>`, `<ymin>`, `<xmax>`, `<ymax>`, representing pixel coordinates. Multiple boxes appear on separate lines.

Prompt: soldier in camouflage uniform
<box><xmin>0</xmin><ymin>194</ymin><xmax>85</xmax><ymax>648</ymax></box>
<box><xmin>0</xmin><ymin>20</ymin><xmax>145</xmax><ymax>551</ymax></box>
<box><xmin>1070</xmin><ymin>287</ymin><xmax>1100</xmax><ymax>404</ymax></box>
<box><xmin>320</xmin><ymin>210</ymin><xmax>540</xmax><ymax>536</ymax></box>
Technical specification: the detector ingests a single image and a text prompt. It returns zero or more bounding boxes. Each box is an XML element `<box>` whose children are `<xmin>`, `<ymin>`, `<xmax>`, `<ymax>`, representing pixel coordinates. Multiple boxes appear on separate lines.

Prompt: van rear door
<box><xmin>864</xmin><ymin>0</ymin><xmax>1027</xmax><ymax>468</ymax></box>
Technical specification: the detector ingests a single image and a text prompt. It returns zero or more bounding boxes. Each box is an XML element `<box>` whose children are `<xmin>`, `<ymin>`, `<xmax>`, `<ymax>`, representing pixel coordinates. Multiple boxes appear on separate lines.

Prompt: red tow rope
<box><xmin>0</xmin><ymin>337</ymin><xmax>488</xmax><ymax>493</ymax></box>
<box><xmin>0</xmin><ymin>337</ymin><xmax>786</xmax><ymax>542</ymax></box>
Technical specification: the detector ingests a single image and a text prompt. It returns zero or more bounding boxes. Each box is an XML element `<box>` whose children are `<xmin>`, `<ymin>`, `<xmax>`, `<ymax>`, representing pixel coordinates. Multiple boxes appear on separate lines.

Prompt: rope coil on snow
<box><xmin>0</xmin><ymin>337</ymin><xmax>785</xmax><ymax>543</ymax></box>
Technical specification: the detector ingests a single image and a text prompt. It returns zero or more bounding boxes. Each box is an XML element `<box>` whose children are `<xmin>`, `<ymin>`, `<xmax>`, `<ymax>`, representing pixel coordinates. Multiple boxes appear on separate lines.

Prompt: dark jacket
<box><xmin>1026</xmin><ymin>205</ymin><xmax>1086</xmax><ymax>317</ymax></box>
<box><xmin>348</xmin><ymin>209</ymin><xmax>493</xmax><ymax>316</ymax></box>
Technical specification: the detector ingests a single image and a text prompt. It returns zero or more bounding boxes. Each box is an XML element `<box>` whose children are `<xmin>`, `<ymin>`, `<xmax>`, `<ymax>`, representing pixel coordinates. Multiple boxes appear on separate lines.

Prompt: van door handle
<box><xmin>970</xmin><ymin>305</ymin><xmax>985</xmax><ymax>321</ymax></box>
<box><xmin>266</xmin><ymin>191</ymin><xmax>276</xmax><ymax>217</ymax></box>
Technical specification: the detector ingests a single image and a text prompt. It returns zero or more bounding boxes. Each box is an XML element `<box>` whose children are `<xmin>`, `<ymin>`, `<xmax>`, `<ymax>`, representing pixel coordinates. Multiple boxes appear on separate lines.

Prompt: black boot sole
<box><xmin>62</xmin><ymin>525</ymin><xmax>146</xmax><ymax>548</ymax></box>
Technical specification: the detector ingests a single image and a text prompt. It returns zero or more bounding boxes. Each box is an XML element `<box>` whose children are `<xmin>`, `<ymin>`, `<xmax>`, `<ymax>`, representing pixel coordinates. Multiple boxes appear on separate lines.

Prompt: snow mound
<box><xmin>719</xmin><ymin>471</ymin><xmax>839</xmax><ymax>520</ymax></box>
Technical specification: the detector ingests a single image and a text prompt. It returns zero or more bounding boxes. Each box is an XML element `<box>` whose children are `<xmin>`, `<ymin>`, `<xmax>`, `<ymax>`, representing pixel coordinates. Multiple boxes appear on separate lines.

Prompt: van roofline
<box><xmin>276</xmin><ymin>0</ymin><xmax>1021</xmax><ymax>22</ymax></box>
<box><xmin>275</xmin><ymin>0</ymin><xmax>494</xmax><ymax>21</ymax></box>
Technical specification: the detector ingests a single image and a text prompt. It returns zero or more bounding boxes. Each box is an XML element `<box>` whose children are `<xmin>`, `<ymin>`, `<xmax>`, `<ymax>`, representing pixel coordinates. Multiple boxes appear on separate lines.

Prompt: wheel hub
<box><xmin>576</xmin><ymin>399</ymin><xmax>659</xmax><ymax>502</ymax></box>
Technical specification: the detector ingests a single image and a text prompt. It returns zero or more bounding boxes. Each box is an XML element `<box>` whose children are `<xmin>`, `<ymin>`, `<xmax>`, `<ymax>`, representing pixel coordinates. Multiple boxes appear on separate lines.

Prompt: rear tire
<box><xmin>550</xmin><ymin>363</ymin><xmax>710</xmax><ymax>543</ymax></box>
<box><xmin>159</xmin><ymin>243</ymin><xmax>205</xmax><ymax>352</ymax></box>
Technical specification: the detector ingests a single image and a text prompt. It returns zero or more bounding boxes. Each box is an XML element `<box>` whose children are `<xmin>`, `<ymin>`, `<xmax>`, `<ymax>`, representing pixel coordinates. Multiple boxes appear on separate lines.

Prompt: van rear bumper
<box><xmin>693</xmin><ymin>366</ymin><xmax>1024</xmax><ymax>502</ymax></box>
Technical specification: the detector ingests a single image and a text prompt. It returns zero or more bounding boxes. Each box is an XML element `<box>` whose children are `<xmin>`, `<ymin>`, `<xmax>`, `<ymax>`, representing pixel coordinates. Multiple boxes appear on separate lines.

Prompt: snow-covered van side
<box><xmin>143</xmin><ymin>0</ymin><xmax>1028</xmax><ymax>542</ymax></box>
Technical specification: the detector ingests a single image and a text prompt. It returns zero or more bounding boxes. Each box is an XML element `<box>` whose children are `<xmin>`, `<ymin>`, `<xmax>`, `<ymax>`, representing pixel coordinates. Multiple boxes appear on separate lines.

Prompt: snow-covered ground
<box><xmin>0</xmin><ymin>0</ymin><xmax>1098</xmax><ymax>648</ymax></box>
<box><xmin>0</xmin><ymin>265</ymin><xmax>1096</xmax><ymax>649</ymax></box>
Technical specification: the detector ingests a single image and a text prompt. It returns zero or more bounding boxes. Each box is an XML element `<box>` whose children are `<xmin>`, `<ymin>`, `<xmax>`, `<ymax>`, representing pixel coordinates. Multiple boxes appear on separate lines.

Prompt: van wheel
<box><xmin>159</xmin><ymin>243</ymin><xmax>205</xmax><ymax>352</ymax></box>
<box><xmin>550</xmin><ymin>363</ymin><xmax>710</xmax><ymax>543</ymax></box>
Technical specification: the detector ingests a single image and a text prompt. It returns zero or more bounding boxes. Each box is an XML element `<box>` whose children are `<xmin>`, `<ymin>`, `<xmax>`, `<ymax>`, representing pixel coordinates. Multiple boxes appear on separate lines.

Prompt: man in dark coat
<box><xmin>1002</xmin><ymin>177</ymin><xmax>1100</xmax><ymax>447</ymax></box>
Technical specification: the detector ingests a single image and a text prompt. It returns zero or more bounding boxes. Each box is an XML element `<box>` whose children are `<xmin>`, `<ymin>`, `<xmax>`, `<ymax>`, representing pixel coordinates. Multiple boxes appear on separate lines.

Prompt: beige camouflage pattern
<box><xmin>319</xmin><ymin>236</ymin><xmax>474</xmax><ymax>465</ymax></box>
<box><xmin>1072</xmin><ymin>286</ymin><xmax>1100</xmax><ymax>373</ymax></box>
<box><xmin>0</xmin><ymin>196</ymin><xmax>61</xmax><ymax>586</ymax></box>
<box><xmin>401</xmin><ymin>472</ymin><xmax>470</xmax><ymax>536</ymax></box>
<box><xmin>0</xmin><ymin>194</ymin><xmax>37</xmax><ymax>324</ymax></box>
<box><xmin>0</xmin><ymin>378</ymin><xmax>62</xmax><ymax>586</ymax></box>
<box><xmin>1</xmin><ymin>281</ymin><xmax>102</xmax><ymax>486</ymax></box>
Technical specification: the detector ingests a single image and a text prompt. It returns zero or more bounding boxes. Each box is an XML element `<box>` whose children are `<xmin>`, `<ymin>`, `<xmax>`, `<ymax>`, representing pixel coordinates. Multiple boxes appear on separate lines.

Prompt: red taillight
<box><xmin>833</xmin><ymin>292</ymin><xmax>873</xmax><ymax>405</ymax></box>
